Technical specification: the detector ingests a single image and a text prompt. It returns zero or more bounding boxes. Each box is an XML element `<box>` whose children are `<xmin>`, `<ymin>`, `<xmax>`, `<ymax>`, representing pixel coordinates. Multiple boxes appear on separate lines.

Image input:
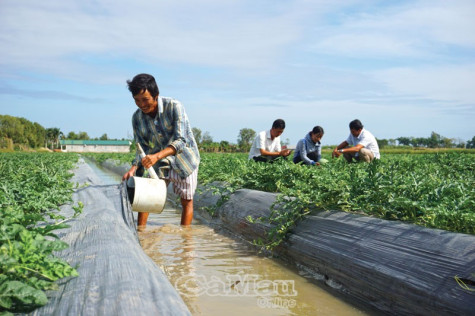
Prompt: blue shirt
<box><xmin>131</xmin><ymin>96</ymin><xmax>200</xmax><ymax>178</ymax></box>
<box><xmin>293</xmin><ymin>133</ymin><xmax>322</xmax><ymax>165</ymax></box>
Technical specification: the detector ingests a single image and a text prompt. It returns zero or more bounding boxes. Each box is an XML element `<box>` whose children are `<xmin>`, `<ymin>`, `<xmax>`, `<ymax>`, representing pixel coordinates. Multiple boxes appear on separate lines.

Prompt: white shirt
<box><xmin>346</xmin><ymin>128</ymin><xmax>380</xmax><ymax>159</ymax></box>
<box><xmin>248</xmin><ymin>130</ymin><xmax>282</xmax><ymax>159</ymax></box>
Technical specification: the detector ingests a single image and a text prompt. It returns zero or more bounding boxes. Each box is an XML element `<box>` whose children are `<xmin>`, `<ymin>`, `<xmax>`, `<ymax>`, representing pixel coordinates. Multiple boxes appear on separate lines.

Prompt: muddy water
<box><xmin>139</xmin><ymin>209</ymin><xmax>371</xmax><ymax>316</ymax></box>
<box><xmin>87</xmin><ymin>160</ymin><xmax>372</xmax><ymax>316</ymax></box>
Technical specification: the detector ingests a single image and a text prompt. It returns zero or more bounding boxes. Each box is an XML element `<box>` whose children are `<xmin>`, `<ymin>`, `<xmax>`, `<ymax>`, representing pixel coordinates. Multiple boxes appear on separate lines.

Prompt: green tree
<box><xmin>237</xmin><ymin>128</ymin><xmax>256</xmax><ymax>152</ymax></box>
<box><xmin>202</xmin><ymin>131</ymin><xmax>213</xmax><ymax>144</ymax></box>
<box><xmin>455</xmin><ymin>138</ymin><xmax>466</xmax><ymax>148</ymax></box>
<box><xmin>0</xmin><ymin>115</ymin><xmax>25</xmax><ymax>145</ymax></box>
<box><xmin>77</xmin><ymin>132</ymin><xmax>90</xmax><ymax>140</ymax></box>
<box><xmin>466</xmin><ymin>136</ymin><xmax>475</xmax><ymax>149</ymax></box>
<box><xmin>100</xmin><ymin>133</ymin><xmax>108</xmax><ymax>140</ymax></box>
<box><xmin>65</xmin><ymin>131</ymin><xmax>89</xmax><ymax>140</ymax></box>
<box><xmin>192</xmin><ymin>127</ymin><xmax>202</xmax><ymax>145</ymax></box>
<box><xmin>428</xmin><ymin>132</ymin><xmax>441</xmax><ymax>148</ymax></box>
<box><xmin>33</xmin><ymin>122</ymin><xmax>47</xmax><ymax>148</ymax></box>
<box><xmin>377</xmin><ymin>138</ymin><xmax>389</xmax><ymax>148</ymax></box>
<box><xmin>219</xmin><ymin>140</ymin><xmax>230</xmax><ymax>152</ymax></box>
<box><xmin>45</xmin><ymin>127</ymin><xmax>61</xmax><ymax>149</ymax></box>
<box><xmin>0</xmin><ymin>115</ymin><xmax>48</xmax><ymax>149</ymax></box>
<box><xmin>66</xmin><ymin>131</ymin><xmax>78</xmax><ymax>139</ymax></box>
<box><xmin>19</xmin><ymin>117</ymin><xmax>35</xmax><ymax>147</ymax></box>
<box><xmin>441</xmin><ymin>137</ymin><xmax>455</xmax><ymax>148</ymax></box>
<box><xmin>410</xmin><ymin>137</ymin><xmax>428</xmax><ymax>147</ymax></box>
<box><xmin>396</xmin><ymin>137</ymin><xmax>411</xmax><ymax>146</ymax></box>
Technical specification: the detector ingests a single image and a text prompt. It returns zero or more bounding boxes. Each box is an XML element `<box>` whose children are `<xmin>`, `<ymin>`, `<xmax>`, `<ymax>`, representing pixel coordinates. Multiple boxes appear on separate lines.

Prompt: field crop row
<box><xmin>199</xmin><ymin>152</ymin><xmax>475</xmax><ymax>248</ymax></box>
<box><xmin>0</xmin><ymin>153</ymin><xmax>81</xmax><ymax>314</ymax></box>
<box><xmin>85</xmin><ymin>151</ymin><xmax>475</xmax><ymax>249</ymax></box>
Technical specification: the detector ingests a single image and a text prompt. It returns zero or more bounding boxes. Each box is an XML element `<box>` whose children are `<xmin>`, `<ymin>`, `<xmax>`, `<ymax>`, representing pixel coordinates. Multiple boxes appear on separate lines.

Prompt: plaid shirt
<box><xmin>131</xmin><ymin>96</ymin><xmax>200</xmax><ymax>178</ymax></box>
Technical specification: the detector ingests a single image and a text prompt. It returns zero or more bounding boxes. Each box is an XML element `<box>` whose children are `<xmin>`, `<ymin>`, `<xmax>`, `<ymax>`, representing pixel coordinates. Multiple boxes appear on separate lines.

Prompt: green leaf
<box><xmin>0</xmin><ymin>280</ymin><xmax>48</xmax><ymax>308</ymax></box>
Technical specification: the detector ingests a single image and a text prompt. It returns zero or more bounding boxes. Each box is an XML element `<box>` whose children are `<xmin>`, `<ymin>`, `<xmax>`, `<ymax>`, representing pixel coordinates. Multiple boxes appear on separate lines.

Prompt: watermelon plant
<box><xmin>84</xmin><ymin>151</ymin><xmax>475</xmax><ymax>250</ymax></box>
<box><xmin>0</xmin><ymin>153</ymin><xmax>81</xmax><ymax>314</ymax></box>
<box><xmin>197</xmin><ymin>152</ymin><xmax>475</xmax><ymax>250</ymax></box>
<box><xmin>83</xmin><ymin>152</ymin><xmax>134</xmax><ymax>165</ymax></box>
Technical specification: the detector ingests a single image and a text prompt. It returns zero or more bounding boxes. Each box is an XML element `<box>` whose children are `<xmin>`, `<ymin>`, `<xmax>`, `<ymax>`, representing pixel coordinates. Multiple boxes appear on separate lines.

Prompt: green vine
<box><xmin>0</xmin><ymin>153</ymin><xmax>81</xmax><ymax>313</ymax></box>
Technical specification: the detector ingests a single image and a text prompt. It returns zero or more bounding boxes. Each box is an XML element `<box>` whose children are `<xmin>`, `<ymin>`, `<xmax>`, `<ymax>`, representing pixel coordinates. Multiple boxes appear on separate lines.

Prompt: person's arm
<box><xmin>340</xmin><ymin>144</ymin><xmax>364</xmax><ymax>153</ymax></box>
<box><xmin>315</xmin><ymin>144</ymin><xmax>322</xmax><ymax>164</ymax></box>
<box><xmin>123</xmin><ymin>117</ymin><xmax>145</xmax><ymax>181</ymax></box>
<box><xmin>259</xmin><ymin>148</ymin><xmax>290</xmax><ymax>157</ymax></box>
<box><xmin>332</xmin><ymin>141</ymin><xmax>349</xmax><ymax>158</ymax></box>
<box><xmin>141</xmin><ymin>146</ymin><xmax>176</xmax><ymax>169</ymax></box>
<box><xmin>343</xmin><ymin>132</ymin><xmax>367</xmax><ymax>153</ymax></box>
<box><xmin>260</xmin><ymin>136</ymin><xmax>291</xmax><ymax>157</ymax></box>
<box><xmin>333</xmin><ymin>140</ymin><xmax>365</xmax><ymax>158</ymax></box>
<box><xmin>122</xmin><ymin>165</ymin><xmax>137</xmax><ymax>181</ymax></box>
<box><xmin>297</xmin><ymin>140</ymin><xmax>315</xmax><ymax>165</ymax></box>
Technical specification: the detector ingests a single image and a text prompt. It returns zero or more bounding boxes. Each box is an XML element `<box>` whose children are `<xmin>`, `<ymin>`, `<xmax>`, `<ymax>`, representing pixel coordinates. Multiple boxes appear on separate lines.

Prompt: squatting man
<box><xmin>248</xmin><ymin>119</ymin><xmax>292</xmax><ymax>162</ymax></box>
<box><xmin>122</xmin><ymin>74</ymin><xmax>200</xmax><ymax>228</ymax></box>
<box><xmin>332</xmin><ymin>119</ymin><xmax>380</xmax><ymax>162</ymax></box>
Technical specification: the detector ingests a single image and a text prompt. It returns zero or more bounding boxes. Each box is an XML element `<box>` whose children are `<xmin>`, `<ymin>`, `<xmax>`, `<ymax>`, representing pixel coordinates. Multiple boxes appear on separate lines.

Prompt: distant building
<box><xmin>60</xmin><ymin>140</ymin><xmax>131</xmax><ymax>153</ymax></box>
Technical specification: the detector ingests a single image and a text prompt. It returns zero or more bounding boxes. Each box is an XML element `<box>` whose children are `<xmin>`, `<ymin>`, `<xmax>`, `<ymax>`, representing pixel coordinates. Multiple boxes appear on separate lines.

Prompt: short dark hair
<box><xmin>311</xmin><ymin>126</ymin><xmax>324</xmax><ymax>135</ymax></box>
<box><xmin>126</xmin><ymin>73</ymin><xmax>159</xmax><ymax>98</ymax></box>
<box><xmin>272</xmin><ymin>119</ymin><xmax>286</xmax><ymax>129</ymax></box>
<box><xmin>349</xmin><ymin>119</ymin><xmax>363</xmax><ymax>130</ymax></box>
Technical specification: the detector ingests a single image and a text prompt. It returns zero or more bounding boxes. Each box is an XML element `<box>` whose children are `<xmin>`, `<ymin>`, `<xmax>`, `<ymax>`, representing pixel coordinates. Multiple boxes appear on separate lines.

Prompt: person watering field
<box><xmin>248</xmin><ymin>119</ymin><xmax>292</xmax><ymax>163</ymax></box>
<box><xmin>332</xmin><ymin>119</ymin><xmax>380</xmax><ymax>163</ymax></box>
<box><xmin>293</xmin><ymin>126</ymin><xmax>324</xmax><ymax>165</ymax></box>
<box><xmin>122</xmin><ymin>73</ymin><xmax>200</xmax><ymax>227</ymax></box>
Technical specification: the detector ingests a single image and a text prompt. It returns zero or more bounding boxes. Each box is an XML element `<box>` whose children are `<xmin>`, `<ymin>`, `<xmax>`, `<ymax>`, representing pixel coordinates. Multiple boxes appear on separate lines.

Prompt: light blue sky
<box><xmin>1</xmin><ymin>0</ymin><xmax>474</xmax><ymax>146</ymax></box>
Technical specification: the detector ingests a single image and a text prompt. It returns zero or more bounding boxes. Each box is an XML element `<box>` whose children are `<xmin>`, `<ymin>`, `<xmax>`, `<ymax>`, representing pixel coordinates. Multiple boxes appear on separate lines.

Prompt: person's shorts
<box><xmin>164</xmin><ymin>167</ymin><xmax>198</xmax><ymax>200</ymax></box>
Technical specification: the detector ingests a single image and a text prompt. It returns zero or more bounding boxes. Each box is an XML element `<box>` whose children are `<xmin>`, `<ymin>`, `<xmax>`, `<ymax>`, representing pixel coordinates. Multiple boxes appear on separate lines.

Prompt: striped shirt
<box><xmin>131</xmin><ymin>96</ymin><xmax>200</xmax><ymax>178</ymax></box>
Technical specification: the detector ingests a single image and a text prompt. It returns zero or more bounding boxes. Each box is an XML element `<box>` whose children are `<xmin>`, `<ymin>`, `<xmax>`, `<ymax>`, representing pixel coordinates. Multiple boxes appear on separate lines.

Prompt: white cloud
<box><xmin>315</xmin><ymin>33</ymin><xmax>419</xmax><ymax>58</ymax></box>
<box><xmin>398</xmin><ymin>0</ymin><xmax>475</xmax><ymax>47</ymax></box>
<box><xmin>372</xmin><ymin>64</ymin><xmax>475</xmax><ymax>106</ymax></box>
<box><xmin>310</xmin><ymin>0</ymin><xmax>475</xmax><ymax>58</ymax></box>
<box><xmin>0</xmin><ymin>0</ymin><xmax>307</xmax><ymax>75</ymax></box>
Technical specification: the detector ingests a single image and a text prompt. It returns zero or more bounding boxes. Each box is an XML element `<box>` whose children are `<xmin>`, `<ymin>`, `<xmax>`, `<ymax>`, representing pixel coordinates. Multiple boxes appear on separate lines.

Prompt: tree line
<box><xmin>192</xmin><ymin>127</ymin><xmax>259</xmax><ymax>152</ymax></box>
<box><xmin>193</xmin><ymin>127</ymin><xmax>475</xmax><ymax>152</ymax></box>
<box><xmin>377</xmin><ymin>132</ymin><xmax>475</xmax><ymax>149</ymax></box>
<box><xmin>0</xmin><ymin>115</ymin><xmax>46</xmax><ymax>150</ymax></box>
<box><xmin>1</xmin><ymin>115</ymin><xmax>474</xmax><ymax>151</ymax></box>
<box><xmin>0</xmin><ymin>115</ymin><xmax>122</xmax><ymax>150</ymax></box>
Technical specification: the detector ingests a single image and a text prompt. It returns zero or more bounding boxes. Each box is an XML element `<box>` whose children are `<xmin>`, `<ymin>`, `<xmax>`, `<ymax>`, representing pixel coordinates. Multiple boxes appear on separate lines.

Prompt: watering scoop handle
<box><xmin>136</xmin><ymin>143</ymin><xmax>159</xmax><ymax>180</ymax></box>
